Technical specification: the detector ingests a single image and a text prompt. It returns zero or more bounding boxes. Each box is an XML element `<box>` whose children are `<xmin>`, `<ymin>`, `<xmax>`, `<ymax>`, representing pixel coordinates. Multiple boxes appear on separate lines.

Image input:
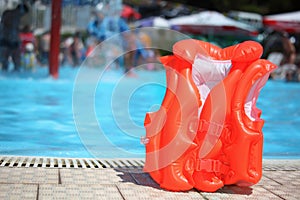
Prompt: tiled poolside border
<box><xmin>0</xmin><ymin>156</ymin><xmax>299</xmax><ymax>199</ymax></box>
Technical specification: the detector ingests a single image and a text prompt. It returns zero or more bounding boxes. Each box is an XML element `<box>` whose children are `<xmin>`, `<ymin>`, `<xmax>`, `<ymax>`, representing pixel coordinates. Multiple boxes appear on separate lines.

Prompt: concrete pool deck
<box><xmin>0</xmin><ymin>157</ymin><xmax>299</xmax><ymax>200</ymax></box>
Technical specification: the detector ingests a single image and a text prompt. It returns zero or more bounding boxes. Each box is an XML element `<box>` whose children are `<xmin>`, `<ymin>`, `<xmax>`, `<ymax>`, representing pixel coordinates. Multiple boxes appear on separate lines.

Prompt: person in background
<box><xmin>0</xmin><ymin>3</ymin><xmax>29</xmax><ymax>71</ymax></box>
<box><xmin>135</xmin><ymin>30</ymin><xmax>159</xmax><ymax>70</ymax></box>
<box><xmin>20</xmin><ymin>25</ymin><xmax>36</xmax><ymax>54</ymax></box>
<box><xmin>123</xmin><ymin>31</ymin><xmax>137</xmax><ymax>76</ymax></box>
<box><xmin>98</xmin><ymin>2</ymin><xmax>129</xmax><ymax>71</ymax></box>
<box><xmin>22</xmin><ymin>42</ymin><xmax>36</xmax><ymax>71</ymax></box>
<box><xmin>38</xmin><ymin>31</ymin><xmax>50</xmax><ymax>66</ymax></box>
<box><xmin>67</xmin><ymin>32</ymin><xmax>85</xmax><ymax>67</ymax></box>
<box><xmin>85</xmin><ymin>3</ymin><xmax>106</xmax><ymax>67</ymax></box>
<box><xmin>87</xmin><ymin>5</ymin><xmax>105</xmax><ymax>42</ymax></box>
<box><xmin>20</xmin><ymin>25</ymin><xmax>37</xmax><ymax>69</ymax></box>
<box><xmin>99</xmin><ymin>12</ymin><xmax>129</xmax><ymax>40</ymax></box>
<box><xmin>281</xmin><ymin>32</ymin><xmax>296</xmax><ymax>66</ymax></box>
<box><xmin>267</xmin><ymin>31</ymin><xmax>300</xmax><ymax>82</ymax></box>
<box><xmin>281</xmin><ymin>32</ymin><xmax>299</xmax><ymax>82</ymax></box>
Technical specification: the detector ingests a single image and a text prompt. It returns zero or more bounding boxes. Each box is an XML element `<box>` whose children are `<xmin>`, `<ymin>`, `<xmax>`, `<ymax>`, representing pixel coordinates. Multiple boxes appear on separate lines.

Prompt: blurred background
<box><xmin>1</xmin><ymin>0</ymin><xmax>299</xmax><ymax>80</ymax></box>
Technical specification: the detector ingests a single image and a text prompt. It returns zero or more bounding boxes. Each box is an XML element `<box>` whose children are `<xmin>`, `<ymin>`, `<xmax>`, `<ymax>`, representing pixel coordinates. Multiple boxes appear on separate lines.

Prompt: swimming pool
<box><xmin>0</xmin><ymin>66</ymin><xmax>299</xmax><ymax>159</ymax></box>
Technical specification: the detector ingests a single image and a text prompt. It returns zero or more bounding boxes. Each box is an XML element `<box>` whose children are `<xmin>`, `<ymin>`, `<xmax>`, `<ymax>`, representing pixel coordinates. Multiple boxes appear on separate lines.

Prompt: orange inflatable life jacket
<box><xmin>142</xmin><ymin>39</ymin><xmax>277</xmax><ymax>192</ymax></box>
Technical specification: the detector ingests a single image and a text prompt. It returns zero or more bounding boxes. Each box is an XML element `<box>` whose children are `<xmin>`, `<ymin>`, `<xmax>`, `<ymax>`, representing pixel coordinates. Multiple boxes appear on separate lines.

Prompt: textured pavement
<box><xmin>0</xmin><ymin>159</ymin><xmax>299</xmax><ymax>200</ymax></box>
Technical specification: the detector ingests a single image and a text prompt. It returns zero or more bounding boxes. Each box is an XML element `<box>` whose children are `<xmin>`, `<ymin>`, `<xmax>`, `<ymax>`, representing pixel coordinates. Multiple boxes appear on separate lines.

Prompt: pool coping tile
<box><xmin>0</xmin><ymin>159</ymin><xmax>299</xmax><ymax>199</ymax></box>
<box><xmin>38</xmin><ymin>184</ymin><xmax>123</xmax><ymax>200</ymax></box>
<box><xmin>0</xmin><ymin>183</ymin><xmax>38</xmax><ymax>200</ymax></box>
<box><xmin>0</xmin><ymin>167</ymin><xmax>58</xmax><ymax>184</ymax></box>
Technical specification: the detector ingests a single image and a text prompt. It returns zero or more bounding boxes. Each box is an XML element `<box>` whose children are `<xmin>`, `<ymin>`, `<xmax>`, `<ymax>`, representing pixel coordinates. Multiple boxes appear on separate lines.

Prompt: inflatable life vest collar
<box><xmin>192</xmin><ymin>40</ymin><xmax>224</xmax><ymax>60</ymax></box>
<box><xmin>228</xmin><ymin>41</ymin><xmax>263</xmax><ymax>62</ymax></box>
<box><xmin>173</xmin><ymin>39</ymin><xmax>208</xmax><ymax>64</ymax></box>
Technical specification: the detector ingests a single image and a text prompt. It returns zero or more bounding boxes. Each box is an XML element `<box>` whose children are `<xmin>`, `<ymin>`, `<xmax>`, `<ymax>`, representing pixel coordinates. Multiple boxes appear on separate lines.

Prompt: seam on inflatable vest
<box><xmin>0</xmin><ymin>156</ymin><xmax>145</xmax><ymax>169</ymax></box>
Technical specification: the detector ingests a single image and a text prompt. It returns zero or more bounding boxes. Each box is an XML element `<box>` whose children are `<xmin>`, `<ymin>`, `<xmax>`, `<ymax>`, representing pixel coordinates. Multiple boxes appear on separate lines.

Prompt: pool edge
<box><xmin>1</xmin><ymin>155</ymin><xmax>300</xmax><ymax>170</ymax></box>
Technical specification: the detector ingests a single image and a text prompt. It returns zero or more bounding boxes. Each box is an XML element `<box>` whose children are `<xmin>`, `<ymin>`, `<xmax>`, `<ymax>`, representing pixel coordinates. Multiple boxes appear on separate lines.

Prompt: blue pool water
<box><xmin>0</xmin><ymin>66</ymin><xmax>299</xmax><ymax>159</ymax></box>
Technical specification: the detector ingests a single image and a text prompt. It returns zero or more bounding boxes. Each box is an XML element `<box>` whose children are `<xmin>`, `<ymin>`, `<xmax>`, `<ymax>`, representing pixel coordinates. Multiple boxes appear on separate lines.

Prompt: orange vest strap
<box><xmin>198</xmin><ymin>120</ymin><xmax>223</xmax><ymax>137</ymax></box>
<box><xmin>196</xmin><ymin>159</ymin><xmax>229</xmax><ymax>174</ymax></box>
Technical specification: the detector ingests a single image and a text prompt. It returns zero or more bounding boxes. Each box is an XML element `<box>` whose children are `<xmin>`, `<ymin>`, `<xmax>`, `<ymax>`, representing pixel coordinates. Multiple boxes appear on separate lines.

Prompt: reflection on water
<box><xmin>258</xmin><ymin>80</ymin><xmax>300</xmax><ymax>158</ymax></box>
<box><xmin>0</xmin><ymin>66</ymin><xmax>299</xmax><ymax>158</ymax></box>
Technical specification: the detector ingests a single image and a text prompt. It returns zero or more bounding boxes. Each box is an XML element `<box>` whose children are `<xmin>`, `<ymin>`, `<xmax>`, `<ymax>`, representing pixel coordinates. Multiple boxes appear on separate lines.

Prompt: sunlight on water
<box><xmin>0</xmin><ymin>66</ymin><xmax>299</xmax><ymax>158</ymax></box>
